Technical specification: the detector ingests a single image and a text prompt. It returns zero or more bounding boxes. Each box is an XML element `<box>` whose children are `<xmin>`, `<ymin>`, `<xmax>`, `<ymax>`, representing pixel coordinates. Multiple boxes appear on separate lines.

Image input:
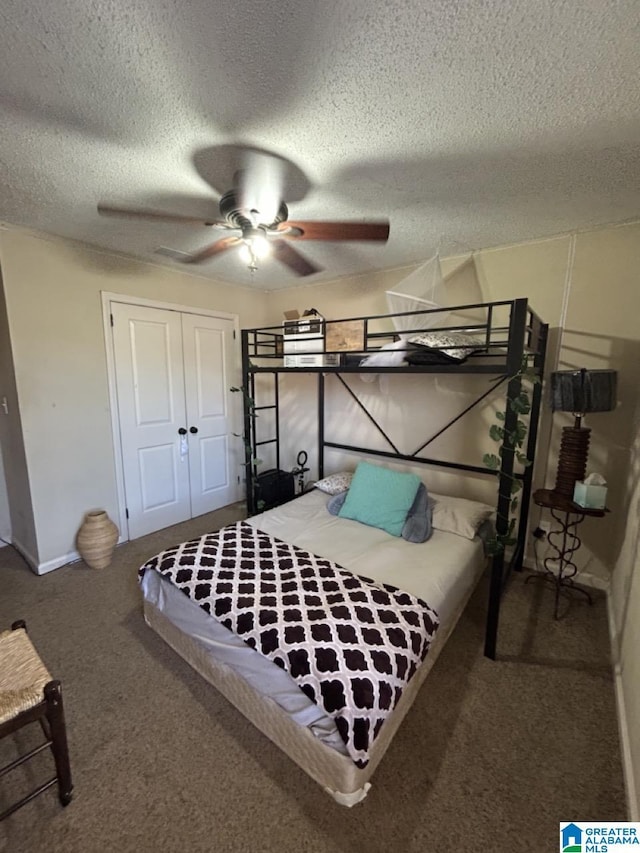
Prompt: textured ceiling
<box><xmin>1</xmin><ymin>0</ymin><xmax>639</xmax><ymax>290</ymax></box>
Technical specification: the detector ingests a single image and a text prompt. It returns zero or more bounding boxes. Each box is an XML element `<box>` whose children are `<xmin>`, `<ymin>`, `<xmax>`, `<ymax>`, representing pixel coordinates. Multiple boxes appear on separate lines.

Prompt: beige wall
<box><xmin>561</xmin><ymin>225</ymin><xmax>640</xmax><ymax>588</ymax></box>
<box><xmin>0</xmin><ymin>451</ymin><xmax>10</xmax><ymax>543</ymax></box>
<box><xmin>0</xmin><ymin>281</ymin><xmax>12</xmax><ymax>541</ymax></box>
<box><xmin>0</xmin><ymin>229</ymin><xmax>269</xmax><ymax>568</ymax></box>
<box><xmin>0</xmin><ymin>267</ymin><xmax>36</xmax><ymax>558</ymax></box>
<box><xmin>611</xmin><ymin>405</ymin><xmax>640</xmax><ymax>818</ymax></box>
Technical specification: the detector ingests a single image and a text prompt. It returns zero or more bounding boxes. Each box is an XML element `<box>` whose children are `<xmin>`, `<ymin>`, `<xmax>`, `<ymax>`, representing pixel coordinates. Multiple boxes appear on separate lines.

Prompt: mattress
<box><xmin>141</xmin><ymin>569</ymin><xmax>349</xmax><ymax>754</ymax></box>
<box><xmin>140</xmin><ymin>489</ymin><xmax>487</xmax><ymax>803</ymax></box>
<box><xmin>245</xmin><ymin>489</ymin><xmax>486</xmax><ymax>625</ymax></box>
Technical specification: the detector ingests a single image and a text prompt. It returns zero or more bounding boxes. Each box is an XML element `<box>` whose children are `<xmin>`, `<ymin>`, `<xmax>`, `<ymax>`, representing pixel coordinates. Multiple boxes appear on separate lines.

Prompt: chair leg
<box><xmin>43</xmin><ymin>681</ymin><xmax>73</xmax><ymax>806</ymax></box>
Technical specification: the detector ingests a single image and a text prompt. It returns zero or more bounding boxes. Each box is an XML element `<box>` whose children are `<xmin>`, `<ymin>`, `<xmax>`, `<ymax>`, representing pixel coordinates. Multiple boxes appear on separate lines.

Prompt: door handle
<box><xmin>190</xmin><ymin>426</ymin><xmax>199</xmax><ymax>434</ymax></box>
<box><xmin>178</xmin><ymin>428</ymin><xmax>187</xmax><ymax>435</ymax></box>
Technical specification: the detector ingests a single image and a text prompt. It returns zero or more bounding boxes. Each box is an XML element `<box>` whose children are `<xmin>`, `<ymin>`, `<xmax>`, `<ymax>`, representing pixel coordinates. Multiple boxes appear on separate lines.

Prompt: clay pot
<box><xmin>76</xmin><ymin>510</ymin><xmax>119</xmax><ymax>569</ymax></box>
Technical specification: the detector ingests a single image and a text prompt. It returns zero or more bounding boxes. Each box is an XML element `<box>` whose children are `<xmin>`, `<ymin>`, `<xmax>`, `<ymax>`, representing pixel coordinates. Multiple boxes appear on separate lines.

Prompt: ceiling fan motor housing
<box><xmin>218</xmin><ymin>189</ymin><xmax>288</xmax><ymax>230</ymax></box>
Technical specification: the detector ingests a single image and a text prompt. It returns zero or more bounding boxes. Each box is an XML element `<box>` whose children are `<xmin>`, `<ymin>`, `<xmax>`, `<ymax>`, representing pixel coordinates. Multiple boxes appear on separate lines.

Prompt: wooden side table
<box><xmin>527</xmin><ymin>488</ymin><xmax>608</xmax><ymax>618</ymax></box>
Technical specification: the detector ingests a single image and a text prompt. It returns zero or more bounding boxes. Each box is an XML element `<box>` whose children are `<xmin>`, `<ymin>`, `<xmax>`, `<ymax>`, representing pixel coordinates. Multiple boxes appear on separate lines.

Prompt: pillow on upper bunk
<box><xmin>405</xmin><ymin>348</ymin><xmax>459</xmax><ymax>366</ymax></box>
<box><xmin>337</xmin><ymin>461</ymin><xmax>421</xmax><ymax>537</ymax></box>
<box><xmin>408</xmin><ymin>331</ymin><xmax>484</xmax><ymax>363</ymax></box>
<box><xmin>430</xmin><ymin>493</ymin><xmax>494</xmax><ymax>539</ymax></box>
<box><xmin>328</xmin><ymin>482</ymin><xmax>433</xmax><ymax>543</ymax></box>
<box><xmin>314</xmin><ymin>471</ymin><xmax>353</xmax><ymax>495</ymax></box>
<box><xmin>359</xmin><ymin>339</ymin><xmax>408</xmax><ymax>368</ymax></box>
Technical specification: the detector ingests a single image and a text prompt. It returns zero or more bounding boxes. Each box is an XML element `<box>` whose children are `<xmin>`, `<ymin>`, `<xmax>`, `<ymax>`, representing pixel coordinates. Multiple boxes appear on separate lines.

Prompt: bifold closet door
<box><xmin>112</xmin><ymin>303</ymin><xmax>238</xmax><ymax>540</ymax></box>
<box><xmin>112</xmin><ymin>303</ymin><xmax>191</xmax><ymax>539</ymax></box>
<box><xmin>181</xmin><ymin>312</ymin><xmax>237</xmax><ymax>517</ymax></box>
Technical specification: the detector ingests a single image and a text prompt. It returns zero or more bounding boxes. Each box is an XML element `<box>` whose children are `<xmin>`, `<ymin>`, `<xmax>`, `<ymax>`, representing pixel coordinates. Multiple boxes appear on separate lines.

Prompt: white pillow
<box><xmin>430</xmin><ymin>493</ymin><xmax>494</xmax><ymax>539</ymax></box>
<box><xmin>314</xmin><ymin>471</ymin><xmax>353</xmax><ymax>495</ymax></box>
<box><xmin>359</xmin><ymin>339</ymin><xmax>408</xmax><ymax>368</ymax></box>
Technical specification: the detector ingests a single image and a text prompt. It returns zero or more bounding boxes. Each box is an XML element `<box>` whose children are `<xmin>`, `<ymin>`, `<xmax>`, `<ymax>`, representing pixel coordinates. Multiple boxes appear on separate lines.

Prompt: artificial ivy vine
<box><xmin>483</xmin><ymin>360</ymin><xmax>540</xmax><ymax>555</ymax></box>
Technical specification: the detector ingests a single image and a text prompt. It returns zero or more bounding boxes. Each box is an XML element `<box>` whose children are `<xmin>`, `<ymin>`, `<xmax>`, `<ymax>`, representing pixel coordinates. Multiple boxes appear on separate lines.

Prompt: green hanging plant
<box><xmin>483</xmin><ymin>360</ymin><xmax>540</xmax><ymax>556</ymax></box>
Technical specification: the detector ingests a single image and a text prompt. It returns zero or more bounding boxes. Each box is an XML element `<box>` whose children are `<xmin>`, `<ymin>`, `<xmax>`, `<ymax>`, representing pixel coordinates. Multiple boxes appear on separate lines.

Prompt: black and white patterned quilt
<box><xmin>139</xmin><ymin>521</ymin><xmax>439</xmax><ymax>767</ymax></box>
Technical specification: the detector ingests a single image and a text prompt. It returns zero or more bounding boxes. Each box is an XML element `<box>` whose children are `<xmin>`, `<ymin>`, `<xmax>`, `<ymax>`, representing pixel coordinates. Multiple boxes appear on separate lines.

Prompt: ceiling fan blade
<box><xmin>271</xmin><ymin>239</ymin><xmax>322</xmax><ymax>277</ymax></box>
<box><xmin>183</xmin><ymin>236</ymin><xmax>242</xmax><ymax>264</ymax></box>
<box><xmin>97</xmin><ymin>204</ymin><xmax>224</xmax><ymax>226</ymax></box>
<box><xmin>279</xmin><ymin>221</ymin><xmax>390</xmax><ymax>242</ymax></box>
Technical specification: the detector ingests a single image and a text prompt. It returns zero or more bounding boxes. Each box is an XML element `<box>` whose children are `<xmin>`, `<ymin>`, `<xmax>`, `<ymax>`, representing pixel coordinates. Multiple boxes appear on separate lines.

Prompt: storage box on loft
<box><xmin>282</xmin><ymin>310</ymin><xmax>340</xmax><ymax>368</ymax></box>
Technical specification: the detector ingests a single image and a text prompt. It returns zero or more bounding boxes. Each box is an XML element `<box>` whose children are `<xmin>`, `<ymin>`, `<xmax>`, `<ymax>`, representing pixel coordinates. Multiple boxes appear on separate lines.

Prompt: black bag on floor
<box><xmin>255</xmin><ymin>469</ymin><xmax>295</xmax><ymax>510</ymax></box>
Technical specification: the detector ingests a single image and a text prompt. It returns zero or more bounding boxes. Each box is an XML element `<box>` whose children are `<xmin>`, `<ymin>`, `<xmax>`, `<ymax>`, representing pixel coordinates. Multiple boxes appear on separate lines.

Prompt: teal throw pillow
<box><xmin>338</xmin><ymin>462</ymin><xmax>421</xmax><ymax>537</ymax></box>
<box><xmin>328</xmin><ymin>482</ymin><xmax>432</xmax><ymax>543</ymax></box>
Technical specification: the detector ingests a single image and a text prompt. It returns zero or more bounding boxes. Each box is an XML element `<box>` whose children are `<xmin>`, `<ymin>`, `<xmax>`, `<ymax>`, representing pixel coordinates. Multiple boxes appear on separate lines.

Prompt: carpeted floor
<box><xmin>0</xmin><ymin>505</ymin><xmax>626</xmax><ymax>853</ymax></box>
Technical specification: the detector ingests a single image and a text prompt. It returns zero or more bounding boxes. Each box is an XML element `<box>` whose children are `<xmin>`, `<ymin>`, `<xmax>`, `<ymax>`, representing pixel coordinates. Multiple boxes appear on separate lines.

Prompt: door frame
<box><xmin>101</xmin><ymin>292</ymin><xmax>241</xmax><ymax>541</ymax></box>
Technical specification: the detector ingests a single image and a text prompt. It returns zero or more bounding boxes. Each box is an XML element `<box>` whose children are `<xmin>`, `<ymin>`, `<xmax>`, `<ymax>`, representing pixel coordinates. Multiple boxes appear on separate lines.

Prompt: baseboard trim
<box><xmin>11</xmin><ymin>537</ymin><xmax>81</xmax><ymax>575</ymax></box>
<box><xmin>521</xmin><ymin>557</ymin><xmax>609</xmax><ymax>591</ymax></box>
<box><xmin>35</xmin><ymin>549</ymin><xmax>81</xmax><ymax>575</ymax></box>
<box><xmin>607</xmin><ymin>593</ymin><xmax>639</xmax><ymax>821</ymax></box>
<box><xmin>10</xmin><ymin>529</ymin><xmax>128</xmax><ymax>575</ymax></box>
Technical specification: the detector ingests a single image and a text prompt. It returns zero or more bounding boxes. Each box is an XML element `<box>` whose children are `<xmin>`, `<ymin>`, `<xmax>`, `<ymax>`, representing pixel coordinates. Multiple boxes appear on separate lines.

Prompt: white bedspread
<box><xmin>247</xmin><ymin>489</ymin><xmax>485</xmax><ymax>624</ymax></box>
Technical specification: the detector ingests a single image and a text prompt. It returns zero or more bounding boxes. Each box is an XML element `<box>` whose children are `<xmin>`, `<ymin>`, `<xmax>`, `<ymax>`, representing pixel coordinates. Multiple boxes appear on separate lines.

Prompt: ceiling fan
<box><xmin>98</xmin><ymin>155</ymin><xmax>389</xmax><ymax>277</ymax></box>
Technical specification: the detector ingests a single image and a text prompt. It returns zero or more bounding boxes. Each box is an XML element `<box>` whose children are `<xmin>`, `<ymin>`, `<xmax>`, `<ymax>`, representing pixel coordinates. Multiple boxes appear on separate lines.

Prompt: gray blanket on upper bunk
<box><xmin>138</xmin><ymin>520</ymin><xmax>440</xmax><ymax>767</ymax></box>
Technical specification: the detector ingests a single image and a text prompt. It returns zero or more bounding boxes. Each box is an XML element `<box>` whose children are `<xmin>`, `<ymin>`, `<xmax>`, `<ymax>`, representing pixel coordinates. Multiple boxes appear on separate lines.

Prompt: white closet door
<box><xmin>182</xmin><ymin>312</ymin><xmax>238</xmax><ymax>517</ymax></box>
<box><xmin>112</xmin><ymin>303</ymin><xmax>191</xmax><ymax>538</ymax></box>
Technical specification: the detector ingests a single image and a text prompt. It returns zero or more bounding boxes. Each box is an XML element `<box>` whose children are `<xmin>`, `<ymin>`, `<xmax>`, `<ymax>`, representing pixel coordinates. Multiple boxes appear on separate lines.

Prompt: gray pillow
<box><xmin>402</xmin><ymin>483</ymin><xmax>433</xmax><ymax>543</ymax></box>
<box><xmin>327</xmin><ymin>491</ymin><xmax>348</xmax><ymax>516</ymax></box>
<box><xmin>327</xmin><ymin>483</ymin><xmax>433</xmax><ymax>543</ymax></box>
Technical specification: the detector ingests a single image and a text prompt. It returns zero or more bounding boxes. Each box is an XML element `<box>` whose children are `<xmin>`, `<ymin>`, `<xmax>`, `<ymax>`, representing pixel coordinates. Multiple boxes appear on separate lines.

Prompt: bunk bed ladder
<box><xmin>242</xmin><ymin>332</ymin><xmax>282</xmax><ymax>514</ymax></box>
<box><xmin>241</xmin><ymin>330</ymin><xmax>255</xmax><ymax>513</ymax></box>
<box><xmin>318</xmin><ymin>373</ymin><xmax>325</xmax><ymax>480</ymax></box>
<box><xmin>248</xmin><ymin>372</ymin><xmax>281</xmax><ymax>515</ymax></box>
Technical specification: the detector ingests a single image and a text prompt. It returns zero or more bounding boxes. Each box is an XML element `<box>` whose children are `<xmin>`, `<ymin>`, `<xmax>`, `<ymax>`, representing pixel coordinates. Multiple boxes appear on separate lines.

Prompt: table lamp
<box><xmin>550</xmin><ymin>368</ymin><xmax>617</xmax><ymax>499</ymax></box>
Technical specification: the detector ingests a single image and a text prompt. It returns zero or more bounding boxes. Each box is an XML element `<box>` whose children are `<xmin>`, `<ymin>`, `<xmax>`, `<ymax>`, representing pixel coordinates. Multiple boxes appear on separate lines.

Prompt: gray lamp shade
<box><xmin>551</xmin><ymin>368</ymin><xmax>617</xmax><ymax>414</ymax></box>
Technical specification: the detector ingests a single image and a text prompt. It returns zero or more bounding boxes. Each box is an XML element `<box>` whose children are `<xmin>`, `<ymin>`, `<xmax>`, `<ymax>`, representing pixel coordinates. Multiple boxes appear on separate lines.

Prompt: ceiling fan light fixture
<box><xmin>239</xmin><ymin>226</ymin><xmax>271</xmax><ymax>270</ymax></box>
<box><xmin>250</xmin><ymin>233</ymin><xmax>271</xmax><ymax>259</ymax></box>
<box><xmin>238</xmin><ymin>243</ymin><xmax>255</xmax><ymax>266</ymax></box>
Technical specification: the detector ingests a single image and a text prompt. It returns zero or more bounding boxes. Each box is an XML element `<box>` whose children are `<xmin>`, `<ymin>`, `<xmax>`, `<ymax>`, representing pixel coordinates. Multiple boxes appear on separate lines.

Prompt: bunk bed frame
<box><xmin>240</xmin><ymin>297</ymin><xmax>548</xmax><ymax>660</ymax></box>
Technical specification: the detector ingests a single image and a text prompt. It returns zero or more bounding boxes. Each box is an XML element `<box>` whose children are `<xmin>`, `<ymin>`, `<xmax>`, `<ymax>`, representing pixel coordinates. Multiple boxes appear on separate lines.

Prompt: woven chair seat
<box><xmin>0</xmin><ymin>628</ymin><xmax>52</xmax><ymax>726</ymax></box>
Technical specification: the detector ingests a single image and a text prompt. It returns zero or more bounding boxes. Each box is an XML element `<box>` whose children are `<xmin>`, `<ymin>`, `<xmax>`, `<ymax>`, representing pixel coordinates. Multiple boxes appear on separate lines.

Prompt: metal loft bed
<box><xmin>240</xmin><ymin>297</ymin><xmax>549</xmax><ymax>659</ymax></box>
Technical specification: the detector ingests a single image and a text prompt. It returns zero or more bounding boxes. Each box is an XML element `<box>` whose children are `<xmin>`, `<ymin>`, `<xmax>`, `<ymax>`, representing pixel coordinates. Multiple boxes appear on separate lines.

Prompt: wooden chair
<box><xmin>0</xmin><ymin>621</ymin><xmax>73</xmax><ymax>821</ymax></box>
